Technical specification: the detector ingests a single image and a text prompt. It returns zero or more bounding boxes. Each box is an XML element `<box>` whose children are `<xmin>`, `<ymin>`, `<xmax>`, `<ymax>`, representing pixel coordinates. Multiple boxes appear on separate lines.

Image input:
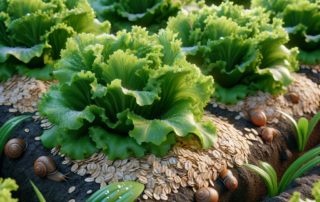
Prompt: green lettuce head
<box><xmin>167</xmin><ymin>1</ymin><xmax>299</xmax><ymax>104</ymax></box>
<box><xmin>0</xmin><ymin>178</ymin><xmax>19</xmax><ymax>202</ymax></box>
<box><xmin>89</xmin><ymin>0</ymin><xmax>194</xmax><ymax>34</ymax></box>
<box><xmin>0</xmin><ymin>0</ymin><xmax>111</xmax><ymax>81</ymax></box>
<box><xmin>252</xmin><ymin>0</ymin><xmax>320</xmax><ymax>65</ymax></box>
<box><xmin>38</xmin><ymin>27</ymin><xmax>217</xmax><ymax>160</ymax></box>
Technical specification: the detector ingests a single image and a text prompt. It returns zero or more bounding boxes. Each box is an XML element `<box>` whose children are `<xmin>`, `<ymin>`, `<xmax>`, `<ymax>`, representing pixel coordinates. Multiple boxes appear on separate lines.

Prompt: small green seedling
<box><xmin>290</xmin><ymin>178</ymin><xmax>320</xmax><ymax>202</ymax></box>
<box><xmin>244</xmin><ymin>147</ymin><xmax>320</xmax><ymax>197</ymax></box>
<box><xmin>0</xmin><ymin>116</ymin><xmax>31</xmax><ymax>159</ymax></box>
<box><xmin>30</xmin><ymin>181</ymin><xmax>46</xmax><ymax>202</ymax></box>
<box><xmin>86</xmin><ymin>181</ymin><xmax>144</xmax><ymax>202</ymax></box>
<box><xmin>279</xmin><ymin>110</ymin><xmax>320</xmax><ymax>152</ymax></box>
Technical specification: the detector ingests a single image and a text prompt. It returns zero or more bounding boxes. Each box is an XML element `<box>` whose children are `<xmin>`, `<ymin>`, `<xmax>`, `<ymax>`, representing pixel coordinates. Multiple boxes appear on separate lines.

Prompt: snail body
<box><xmin>262</xmin><ymin>127</ymin><xmax>280</xmax><ymax>142</ymax></box>
<box><xmin>195</xmin><ymin>187</ymin><xmax>219</xmax><ymax>202</ymax></box>
<box><xmin>248</xmin><ymin>108</ymin><xmax>267</xmax><ymax>127</ymax></box>
<box><xmin>285</xmin><ymin>93</ymin><xmax>299</xmax><ymax>104</ymax></box>
<box><xmin>34</xmin><ymin>156</ymin><xmax>67</xmax><ymax>182</ymax></box>
<box><xmin>219</xmin><ymin>169</ymin><xmax>238</xmax><ymax>191</ymax></box>
<box><xmin>4</xmin><ymin>138</ymin><xmax>27</xmax><ymax>159</ymax></box>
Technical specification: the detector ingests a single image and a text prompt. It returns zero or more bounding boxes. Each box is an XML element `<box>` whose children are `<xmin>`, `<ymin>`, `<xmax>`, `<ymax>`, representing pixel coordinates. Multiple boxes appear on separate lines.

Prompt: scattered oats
<box><xmin>235</xmin><ymin>115</ymin><xmax>241</xmax><ymax>120</ymax></box>
<box><xmin>68</xmin><ymin>200</ymin><xmax>75</xmax><ymax>202</ymax></box>
<box><xmin>9</xmin><ymin>108</ymin><xmax>18</xmax><ymax>112</ymax></box>
<box><xmin>210</xmin><ymin>73</ymin><xmax>320</xmax><ymax>123</ymax></box>
<box><xmin>143</xmin><ymin>195</ymin><xmax>148</xmax><ymax>199</ymax></box>
<box><xmin>244</xmin><ymin>128</ymin><xmax>251</xmax><ymax>132</ymax></box>
<box><xmin>251</xmin><ymin>129</ymin><xmax>258</xmax><ymax>135</ymax></box>
<box><xmin>85</xmin><ymin>177</ymin><xmax>94</xmax><ymax>182</ymax></box>
<box><xmin>24</xmin><ymin>128</ymin><xmax>29</xmax><ymax>133</ymax></box>
<box><xmin>68</xmin><ymin>186</ymin><xmax>76</xmax><ymax>193</ymax></box>
<box><xmin>0</xmin><ymin>74</ymin><xmax>53</xmax><ymax>113</ymax></box>
<box><xmin>87</xmin><ymin>190</ymin><xmax>92</xmax><ymax>194</ymax></box>
<box><xmin>35</xmin><ymin>137</ymin><xmax>40</xmax><ymax>141</ymax></box>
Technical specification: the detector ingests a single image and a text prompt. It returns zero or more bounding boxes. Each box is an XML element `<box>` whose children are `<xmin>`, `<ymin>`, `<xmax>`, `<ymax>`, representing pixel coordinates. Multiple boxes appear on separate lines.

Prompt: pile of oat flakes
<box><xmin>49</xmin><ymin>113</ymin><xmax>260</xmax><ymax>200</ymax></box>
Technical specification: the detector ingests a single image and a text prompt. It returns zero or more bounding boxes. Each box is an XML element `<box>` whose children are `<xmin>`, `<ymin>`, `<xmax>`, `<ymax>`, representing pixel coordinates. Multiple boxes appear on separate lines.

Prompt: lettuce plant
<box><xmin>167</xmin><ymin>2</ymin><xmax>299</xmax><ymax>104</ymax></box>
<box><xmin>204</xmin><ymin>0</ymin><xmax>251</xmax><ymax>8</ymax></box>
<box><xmin>290</xmin><ymin>179</ymin><xmax>320</xmax><ymax>202</ymax></box>
<box><xmin>279</xmin><ymin>110</ymin><xmax>320</xmax><ymax>152</ymax></box>
<box><xmin>0</xmin><ymin>0</ymin><xmax>111</xmax><ymax>81</ymax></box>
<box><xmin>252</xmin><ymin>0</ymin><xmax>320</xmax><ymax>65</ymax></box>
<box><xmin>38</xmin><ymin>27</ymin><xmax>217</xmax><ymax>160</ymax></box>
<box><xmin>244</xmin><ymin>147</ymin><xmax>320</xmax><ymax>197</ymax></box>
<box><xmin>0</xmin><ymin>178</ymin><xmax>18</xmax><ymax>202</ymax></box>
<box><xmin>89</xmin><ymin>0</ymin><xmax>193</xmax><ymax>34</ymax></box>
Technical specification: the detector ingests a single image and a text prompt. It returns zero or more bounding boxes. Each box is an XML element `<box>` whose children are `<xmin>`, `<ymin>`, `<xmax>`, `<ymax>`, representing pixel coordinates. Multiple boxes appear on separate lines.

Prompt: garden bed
<box><xmin>1</xmin><ymin>68</ymin><xmax>320</xmax><ymax>202</ymax></box>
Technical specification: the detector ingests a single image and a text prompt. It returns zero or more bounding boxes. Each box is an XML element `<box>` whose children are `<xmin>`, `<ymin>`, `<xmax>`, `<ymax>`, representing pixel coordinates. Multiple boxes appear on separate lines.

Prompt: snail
<box><xmin>4</xmin><ymin>138</ymin><xmax>27</xmax><ymax>159</ymax></box>
<box><xmin>34</xmin><ymin>156</ymin><xmax>68</xmax><ymax>182</ymax></box>
<box><xmin>219</xmin><ymin>168</ymin><xmax>238</xmax><ymax>191</ymax></box>
<box><xmin>285</xmin><ymin>92</ymin><xmax>299</xmax><ymax>104</ymax></box>
<box><xmin>195</xmin><ymin>187</ymin><xmax>219</xmax><ymax>202</ymax></box>
<box><xmin>262</xmin><ymin>127</ymin><xmax>280</xmax><ymax>142</ymax></box>
<box><xmin>242</xmin><ymin>108</ymin><xmax>267</xmax><ymax>127</ymax></box>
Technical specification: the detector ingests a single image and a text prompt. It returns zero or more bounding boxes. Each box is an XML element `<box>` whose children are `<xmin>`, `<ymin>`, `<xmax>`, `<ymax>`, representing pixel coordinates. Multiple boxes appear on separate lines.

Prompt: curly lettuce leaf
<box><xmin>0</xmin><ymin>0</ymin><xmax>111</xmax><ymax>81</ymax></box>
<box><xmin>167</xmin><ymin>2</ymin><xmax>298</xmax><ymax>104</ymax></box>
<box><xmin>90</xmin><ymin>0</ymin><xmax>186</xmax><ymax>34</ymax></box>
<box><xmin>39</xmin><ymin>28</ymin><xmax>217</xmax><ymax>160</ymax></box>
<box><xmin>252</xmin><ymin>0</ymin><xmax>320</xmax><ymax>65</ymax></box>
<box><xmin>0</xmin><ymin>178</ymin><xmax>19</xmax><ymax>202</ymax></box>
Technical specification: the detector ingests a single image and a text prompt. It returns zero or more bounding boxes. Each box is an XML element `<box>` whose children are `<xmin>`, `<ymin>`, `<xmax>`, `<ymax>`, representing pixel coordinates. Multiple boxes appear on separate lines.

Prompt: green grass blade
<box><xmin>0</xmin><ymin>116</ymin><xmax>29</xmax><ymax>142</ymax></box>
<box><xmin>298</xmin><ymin>118</ymin><xmax>309</xmax><ymax>152</ymax></box>
<box><xmin>30</xmin><ymin>180</ymin><xmax>46</xmax><ymax>202</ymax></box>
<box><xmin>0</xmin><ymin>116</ymin><xmax>31</xmax><ymax>158</ymax></box>
<box><xmin>244</xmin><ymin>163</ymin><xmax>276</xmax><ymax>197</ymax></box>
<box><xmin>278</xmin><ymin>147</ymin><xmax>320</xmax><ymax>193</ymax></box>
<box><xmin>307</xmin><ymin>111</ymin><xmax>320</xmax><ymax>140</ymax></box>
<box><xmin>289</xmin><ymin>157</ymin><xmax>320</xmax><ymax>183</ymax></box>
<box><xmin>259</xmin><ymin>161</ymin><xmax>278</xmax><ymax>197</ymax></box>
<box><xmin>279</xmin><ymin>111</ymin><xmax>302</xmax><ymax>152</ymax></box>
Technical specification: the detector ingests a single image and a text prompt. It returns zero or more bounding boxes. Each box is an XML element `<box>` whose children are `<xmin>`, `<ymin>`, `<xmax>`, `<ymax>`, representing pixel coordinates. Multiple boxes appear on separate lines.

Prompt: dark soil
<box><xmin>0</xmin><ymin>105</ymin><xmax>100</xmax><ymax>202</ymax></box>
<box><xmin>1</xmin><ymin>69</ymin><xmax>320</xmax><ymax>202</ymax></box>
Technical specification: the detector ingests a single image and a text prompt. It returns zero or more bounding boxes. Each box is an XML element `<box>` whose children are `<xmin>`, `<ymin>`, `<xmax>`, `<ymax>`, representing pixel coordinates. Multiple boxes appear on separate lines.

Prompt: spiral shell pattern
<box><xmin>289</xmin><ymin>93</ymin><xmax>299</xmax><ymax>104</ymax></box>
<box><xmin>248</xmin><ymin>108</ymin><xmax>267</xmax><ymax>126</ymax></box>
<box><xmin>34</xmin><ymin>156</ymin><xmax>57</xmax><ymax>178</ymax></box>
<box><xmin>34</xmin><ymin>161</ymin><xmax>48</xmax><ymax>177</ymax></box>
<box><xmin>262</xmin><ymin>128</ymin><xmax>276</xmax><ymax>142</ymax></box>
<box><xmin>4</xmin><ymin>138</ymin><xmax>26</xmax><ymax>159</ymax></box>
<box><xmin>225</xmin><ymin>176</ymin><xmax>238</xmax><ymax>191</ymax></box>
<box><xmin>195</xmin><ymin>187</ymin><xmax>219</xmax><ymax>202</ymax></box>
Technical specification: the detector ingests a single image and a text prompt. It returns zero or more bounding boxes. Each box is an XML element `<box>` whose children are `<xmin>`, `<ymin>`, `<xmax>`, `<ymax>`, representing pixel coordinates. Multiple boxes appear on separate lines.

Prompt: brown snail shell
<box><xmin>34</xmin><ymin>156</ymin><xmax>67</xmax><ymax>182</ymax></box>
<box><xmin>262</xmin><ymin>127</ymin><xmax>279</xmax><ymax>142</ymax></box>
<box><xmin>4</xmin><ymin>138</ymin><xmax>27</xmax><ymax>159</ymax></box>
<box><xmin>248</xmin><ymin>108</ymin><xmax>267</xmax><ymax>127</ymax></box>
<box><xmin>285</xmin><ymin>92</ymin><xmax>299</xmax><ymax>104</ymax></box>
<box><xmin>224</xmin><ymin>176</ymin><xmax>238</xmax><ymax>190</ymax></box>
<box><xmin>219</xmin><ymin>169</ymin><xmax>232</xmax><ymax>180</ymax></box>
<box><xmin>219</xmin><ymin>168</ymin><xmax>238</xmax><ymax>190</ymax></box>
<box><xmin>195</xmin><ymin>187</ymin><xmax>219</xmax><ymax>202</ymax></box>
